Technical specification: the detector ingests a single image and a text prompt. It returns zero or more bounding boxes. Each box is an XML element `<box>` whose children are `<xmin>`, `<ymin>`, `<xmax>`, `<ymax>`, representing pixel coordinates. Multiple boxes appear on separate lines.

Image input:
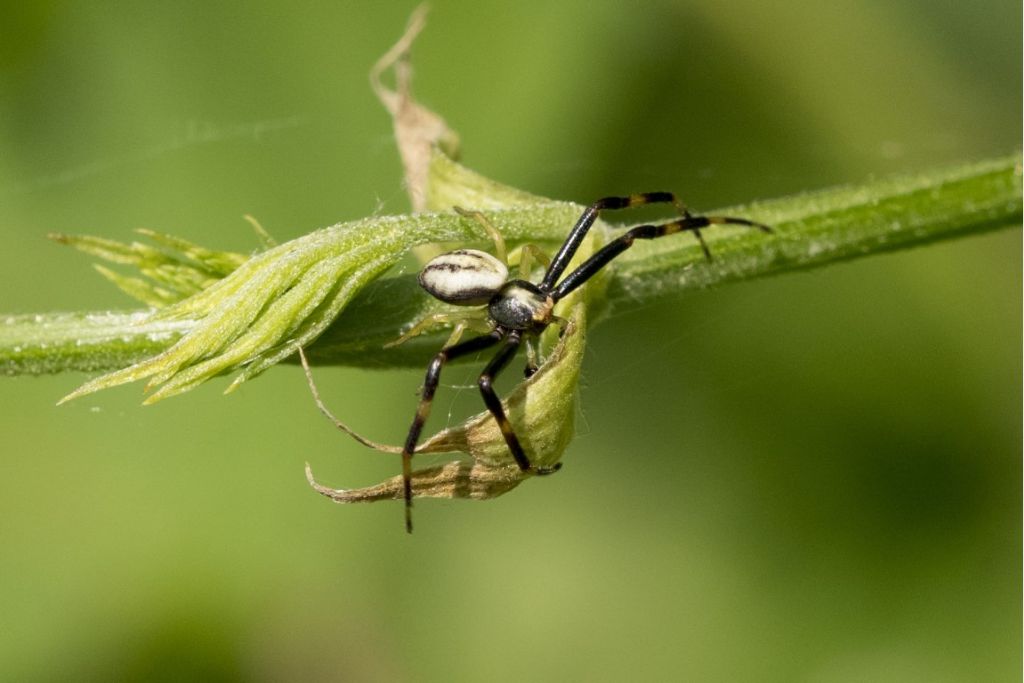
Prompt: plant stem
<box><xmin>0</xmin><ymin>311</ymin><xmax>194</xmax><ymax>376</ymax></box>
<box><xmin>1</xmin><ymin>154</ymin><xmax>1020</xmax><ymax>377</ymax></box>
<box><xmin>605</xmin><ymin>154</ymin><xmax>1022</xmax><ymax>312</ymax></box>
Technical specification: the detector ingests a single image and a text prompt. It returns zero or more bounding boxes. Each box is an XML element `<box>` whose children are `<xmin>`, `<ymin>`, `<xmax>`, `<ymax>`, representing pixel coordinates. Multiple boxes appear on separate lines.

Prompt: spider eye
<box><xmin>419</xmin><ymin>249</ymin><xmax>508</xmax><ymax>305</ymax></box>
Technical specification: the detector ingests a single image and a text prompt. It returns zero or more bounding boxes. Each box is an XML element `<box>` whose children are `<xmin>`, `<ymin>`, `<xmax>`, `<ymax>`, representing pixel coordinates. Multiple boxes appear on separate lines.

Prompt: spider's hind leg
<box><xmin>453</xmin><ymin>206</ymin><xmax>507</xmax><ymax>265</ymax></box>
<box><xmin>385</xmin><ymin>311</ymin><xmax>494</xmax><ymax>349</ymax></box>
<box><xmin>508</xmin><ymin>243</ymin><xmax>551</xmax><ymax>280</ymax></box>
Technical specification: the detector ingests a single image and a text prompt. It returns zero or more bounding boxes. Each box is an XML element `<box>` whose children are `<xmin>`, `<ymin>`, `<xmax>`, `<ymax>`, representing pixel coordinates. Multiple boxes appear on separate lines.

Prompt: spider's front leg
<box><xmin>541</xmin><ymin>192</ymin><xmax>683</xmax><ymax>289</ymax></box>
<box><xmin>541</xmin><ymin>192</ymin><xmax>771</xmax><ymax>289</ymax></box>
<box><xmin>551</xmin><ymin>210</ymin><xmax>772</xmax><ymax>301</ymax></box>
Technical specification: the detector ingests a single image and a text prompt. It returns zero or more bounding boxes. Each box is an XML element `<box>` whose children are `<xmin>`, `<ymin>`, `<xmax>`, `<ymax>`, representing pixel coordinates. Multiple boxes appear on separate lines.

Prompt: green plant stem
<box><xmin>1</xmin><ymin>154</ymin><xmax>1020</xmax><ymax>377</ymax></box>
<box><xmin>606</xmin><ymin>154</ymin><xmax>1022</xmax><ymax>312</ymax></box>
<box><xmin>0</xmin><ymin>311</ymin><xmax>195</xmax><ymax>375</ymax></box>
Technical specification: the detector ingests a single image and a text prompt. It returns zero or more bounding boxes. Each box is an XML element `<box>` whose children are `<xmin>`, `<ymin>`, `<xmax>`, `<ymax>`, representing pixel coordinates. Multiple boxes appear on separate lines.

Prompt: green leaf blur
<box><xmin>0</xmin><ymin>2</ymin><xmax>1019</xmax><ymax>681</ymax></box>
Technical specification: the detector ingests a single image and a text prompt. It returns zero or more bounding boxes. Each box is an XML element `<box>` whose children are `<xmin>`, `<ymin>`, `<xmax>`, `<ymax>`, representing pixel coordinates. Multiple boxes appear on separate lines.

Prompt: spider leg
<box><xmin>684</xmin><ymin>213</ymin><xmax>771</xmax><ymax>262</ymax></box>
<box><xmin>550</xmin><ymin>214</ymin><xmax>771</xmax><ymax>302</ymax></box>
<box><xmin>509</xmin><ymin>243</ymin><xmax>551</xmax><ymax>280</ymax></box>
<box><xmin>401</xmin><ymin>331</ymin><xmax>503</xmax><ymax>533</ymax></box>
<box><xmin>453</xmin><ymin>206</ymin><xmax>508</xmax><ymax>265</ymax></box>
<box><xmin>522</xmin><ymin>337</ymin><xmax>539</xmax><ymax>378</ymax></box>
<box><xmin>384</xmin><ymin>311</ymin><xmax>493</xmax><ymax>349</ymax></box>
<box><xmin>541</xmin><ymin>192</ymin><xmax>684</xmax><ymax>290</ymax></box>
<box><xmin>478</xmin><ymin>331</ymin><xmax>563</xmax><ymax>476</ymax></box>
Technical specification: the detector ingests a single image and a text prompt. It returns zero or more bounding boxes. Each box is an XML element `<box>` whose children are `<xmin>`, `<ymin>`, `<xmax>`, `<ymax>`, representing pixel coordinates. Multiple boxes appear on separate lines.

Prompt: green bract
<box><xmin>53</xmin><ymin>199</ymin><xmax>583</xmax><ymax>405</ymax></box>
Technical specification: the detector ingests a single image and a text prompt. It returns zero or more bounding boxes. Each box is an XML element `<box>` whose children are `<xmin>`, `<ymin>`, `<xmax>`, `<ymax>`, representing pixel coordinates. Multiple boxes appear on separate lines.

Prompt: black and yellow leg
<box><xmin>541</xmin><ymin>192</ymin><xmax>687</xmax><ymax>289</ymax></box>
<box><xmin>400</xmin><ymin>331</ymin><xmax>503</xmax><ymax>533</ymax></box>
<box><xmin>478</xmin><ymin>331</ymin><xmax>562</xmax><ymax>476</ymax></box>
<box><xmin>551</xmin><ymin>214</ymin><xmax>770</xmax><ymax>301</ymax></box>
<box><xmin>541</xmin><ymin>192</ymin><xmax>770</xmax><ymax>291</ymax></box>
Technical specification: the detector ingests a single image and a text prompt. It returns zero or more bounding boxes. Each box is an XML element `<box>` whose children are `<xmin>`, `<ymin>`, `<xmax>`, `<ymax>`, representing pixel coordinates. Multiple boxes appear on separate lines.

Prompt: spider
<box><xmin>387</xmin><ymin>192</ymin><xmax>771</xmax><ymax>532</ymax></box>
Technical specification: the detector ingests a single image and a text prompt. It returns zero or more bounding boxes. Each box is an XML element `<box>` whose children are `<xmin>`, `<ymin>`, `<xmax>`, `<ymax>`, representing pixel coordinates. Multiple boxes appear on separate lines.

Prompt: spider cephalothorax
<box><xmin>394</xmin><ymin>193</ymin><xmax>771</xmax><ymax>532</ymax></box>
<box><xmin>486</xmin><ymin>281</ymin><xmax>554</xmax><ymax>331</ymax></box>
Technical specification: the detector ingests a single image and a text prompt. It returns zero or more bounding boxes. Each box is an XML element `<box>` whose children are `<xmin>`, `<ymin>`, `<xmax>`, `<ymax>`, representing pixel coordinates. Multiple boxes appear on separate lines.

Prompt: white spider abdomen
<box><xmin>419</xmin><ymin>249</ymin><xmax>509</xmax><ymax>305</ymax></box>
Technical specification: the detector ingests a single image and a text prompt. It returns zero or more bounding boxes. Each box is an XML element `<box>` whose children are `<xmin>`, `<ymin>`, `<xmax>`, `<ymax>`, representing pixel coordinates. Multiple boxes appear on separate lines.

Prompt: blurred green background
<box><xmin>1</xmin><ymin>1</ymin><xmax>1020</xmax><ymax>681</ymax></box>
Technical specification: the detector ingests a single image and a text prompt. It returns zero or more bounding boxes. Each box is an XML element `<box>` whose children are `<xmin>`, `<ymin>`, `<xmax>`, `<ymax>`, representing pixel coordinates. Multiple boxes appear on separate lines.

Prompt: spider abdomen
<box><xmin>488</xmin><ymin>280</ymin><xmax>553</xmax><ymax>331</ymax></box>
<box><xmin>419</xmin><ymin>249</ymin><xmax>509</xmax><ymax>305</ymax></box>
